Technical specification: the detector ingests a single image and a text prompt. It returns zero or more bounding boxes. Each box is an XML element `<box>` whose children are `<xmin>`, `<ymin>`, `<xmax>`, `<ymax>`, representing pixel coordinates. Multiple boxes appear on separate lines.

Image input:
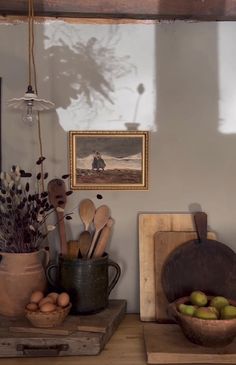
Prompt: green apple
<box><xmin>209</xmin><ymin>296</ymin><xmax>229</xmax><ymax>311</ymax></box>
<box><xmin>221</xmin><ymin>305</ymin><xmax>236</xmax><ymax>319</ymax></box>
<box><xmin>207</xmin><ymin>306</ymin><xmax>220</xmax><ymax>319</ymax></box>
<box><xmin>190</xmin><ymin>291</ymin><xmax>208</xmax><ymax>307</ymax></box>
<box><xmin>178</xmin><ymin>303</ymin><xmax>196</xmax><ymax>317</ymax></box>
<box><xmin>194</xmin><ymin>307</ymin><xmax>218</xmax><ymax>320</ymax></box>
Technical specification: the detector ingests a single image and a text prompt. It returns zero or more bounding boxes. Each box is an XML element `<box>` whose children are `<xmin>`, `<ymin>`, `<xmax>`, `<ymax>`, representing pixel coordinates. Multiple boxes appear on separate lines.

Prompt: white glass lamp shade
<box><xmin>8</xmin><ymin>85</ymin><xmax>55</xmax><ymax>111</ymax></box>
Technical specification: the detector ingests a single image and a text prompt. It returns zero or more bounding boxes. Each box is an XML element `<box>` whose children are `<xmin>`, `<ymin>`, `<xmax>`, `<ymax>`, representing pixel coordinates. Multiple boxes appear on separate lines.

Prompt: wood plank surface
<box><xmin>0</xmin><ymin>315</ymin><xmax>232</xmax><ymax>365</ymax></box>
<box><xmin>139</xmin><ymin>213</ymin><xmax>199</xmax><ymax>321</ymax></box>
<box><xmin>0</xmin><ymin>314</ymin><xmax>146</xmax><ymax>365</ymax></box>
<box><xmin>1</xmin><ymin>0</ymin><xmax>236</xmax><ymax>21</ymax></box>
<box><xmin>144</xmin><ymin>323</ymin><xmax>236</xmax><ymax>364</ymax></box>
<box><xmin>154</xmin><ymin>231</ymin><xmax>217</xmax><ymax>322</ymax></box>
<box><xmin>9</xmin><ymin>314</ymin><xmax>79</xmax><ymax>336</ymax></box>
<box><xmin>0</xmin><ymin>300</ymin><xmax>126</xmax><ymax>357</ymax></box>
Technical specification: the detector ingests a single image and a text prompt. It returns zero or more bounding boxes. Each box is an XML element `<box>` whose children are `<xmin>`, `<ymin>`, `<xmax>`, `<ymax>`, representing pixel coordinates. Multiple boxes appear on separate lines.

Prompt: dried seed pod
<box><xmin>62</xmin><ymin>174</ymin><xmax>70</xmax><ymax>179</ymax></box>
<box><xmin>36</xmin><ymin>156</ymin><xmax>46</xmax><ymax>165</ymax></box>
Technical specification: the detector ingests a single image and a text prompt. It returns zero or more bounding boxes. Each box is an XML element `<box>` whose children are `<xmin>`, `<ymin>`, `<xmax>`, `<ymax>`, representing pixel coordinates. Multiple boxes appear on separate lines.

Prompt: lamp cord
<box><xmin>28</xmin><ymin>0</ymin><xmax>45</xmax><ymax>193</ymax></box>
<box><xmin>28</xmin><ymin>0</ymin><xmax>32</xmax><ymax>86</ymax></box>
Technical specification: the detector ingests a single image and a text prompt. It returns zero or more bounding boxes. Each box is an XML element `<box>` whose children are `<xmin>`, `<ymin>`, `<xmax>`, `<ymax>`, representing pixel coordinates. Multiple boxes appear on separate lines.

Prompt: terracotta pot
<box><xmin>0</xmin><ymin>249</ymin><xmax>49</xmax><ymax>317</ymax></box>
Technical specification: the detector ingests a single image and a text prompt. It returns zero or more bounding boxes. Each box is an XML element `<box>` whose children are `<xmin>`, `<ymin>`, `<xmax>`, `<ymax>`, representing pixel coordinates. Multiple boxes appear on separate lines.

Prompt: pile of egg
<box><xmin>26</xmin><ymin>291</ymin><xmax>70</xmax><ymax>313</ymax></box>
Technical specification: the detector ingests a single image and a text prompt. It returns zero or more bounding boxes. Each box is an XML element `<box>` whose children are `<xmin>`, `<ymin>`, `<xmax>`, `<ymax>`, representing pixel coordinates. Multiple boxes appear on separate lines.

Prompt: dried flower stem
<box><xmin>0</xmin><ymin>164</ymin><xmax>73</xmax><ymax>253</ymax></box>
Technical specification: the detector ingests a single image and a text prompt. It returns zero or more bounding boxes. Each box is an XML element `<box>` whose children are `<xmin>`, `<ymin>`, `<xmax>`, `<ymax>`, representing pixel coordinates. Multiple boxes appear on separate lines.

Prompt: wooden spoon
<box><xmin>93</xmin><ymin>218</ymin><xmax>114</xmax><ymax>258</ymax></box>
<box><xmin>67</xmin><ymin>240</ymin><xmax>80</xmax><ymax>259</ymax></box>
<box><xmin>47</xmin><ymin>179</ymin><xmax>67</xmax><ymax>256</ymax></box>
<box><xmin>79</xmin><ymin>199</ymin><xmax>96</xmax><ymax>231</ymax></box>
<box><xmin>87</xmin><ymin>205</ymin><xmax>110</xmax><ymax>258</ymax></box>
<box><xmin>78</xmin><ymin>230</ymin><xmax>92</xmax><ymax>258</ymax></box>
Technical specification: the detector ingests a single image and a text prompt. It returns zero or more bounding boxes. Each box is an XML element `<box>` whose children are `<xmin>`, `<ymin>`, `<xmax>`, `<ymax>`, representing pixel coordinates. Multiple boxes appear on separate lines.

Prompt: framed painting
<box><xmin>69</xmin><ymin>131</ymin><xmax>148</xmax><ymax>190</ymax></box>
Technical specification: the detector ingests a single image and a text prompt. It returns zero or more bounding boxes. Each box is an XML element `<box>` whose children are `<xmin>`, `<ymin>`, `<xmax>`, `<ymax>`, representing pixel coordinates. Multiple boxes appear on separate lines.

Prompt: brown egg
<box><xmin>57</xmin><ymin>292</ymin><xmax>70</xmax><ymax>307</ymax></box>
<box><xmin>47</xmin><ymin>292</ymin><xmax>59</xmax><ymax>303</ymax></box>
<box><xmin>26</xmin><ymin>303</ymin><xmax>38</xmax><ymax>311</ymax></box>
<box><xmin>40</xmin><ymin>302</ymin><xmax>57</xmax><ymax>313</ymax></box>
<box><xmin>38</xmin><ymin>296</ymin><xmax>54</xmax><ymax>308</ymax></box>
<box><xmin>30</xmin><ymin>291</ymin><xmax>44</xmax><ymax>304</ymax></box>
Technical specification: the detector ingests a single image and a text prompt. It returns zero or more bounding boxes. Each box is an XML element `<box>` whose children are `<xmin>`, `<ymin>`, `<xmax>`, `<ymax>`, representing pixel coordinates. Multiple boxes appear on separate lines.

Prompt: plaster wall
<box><xmin>1</xmin><ymin>20</ymin><xmax>236</xmax><ymax>312</ymax></box>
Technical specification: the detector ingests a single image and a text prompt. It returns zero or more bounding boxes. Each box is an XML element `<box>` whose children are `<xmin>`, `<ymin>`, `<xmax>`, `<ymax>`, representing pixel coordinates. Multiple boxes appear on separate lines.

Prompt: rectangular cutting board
<box><xmin>154</xmin><ymin>231</ymin><xmax>216</xmax><ymax>322</ymax></box>
<box><xmin>139</xmin><ymin>213</ymin><xmax>215</xmax><ymax>321</ymax></box>
<box><xmin>144</xmin><ymin>323</ymin><xmax>236</xmax><ymax>364</ymax></box>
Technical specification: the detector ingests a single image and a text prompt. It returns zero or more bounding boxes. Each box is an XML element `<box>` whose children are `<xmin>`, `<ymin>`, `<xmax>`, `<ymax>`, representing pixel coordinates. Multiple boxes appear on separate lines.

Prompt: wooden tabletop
<box><xmin>0</xmin><ymin>315</ymin><xmax>232</xmax><ymax>365</ymax></box>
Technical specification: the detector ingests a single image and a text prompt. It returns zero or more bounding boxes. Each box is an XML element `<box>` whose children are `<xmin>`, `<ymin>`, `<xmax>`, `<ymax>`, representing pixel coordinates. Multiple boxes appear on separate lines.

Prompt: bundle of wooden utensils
<box><xmin>67</xmin><ymin>198</ymin><xmax>113</xmax><ymax>259</ymax></box>
<box><xmin>47</xmin><ymin>179</ymin><xmax>113</xmax><ymax>259</ymax></box>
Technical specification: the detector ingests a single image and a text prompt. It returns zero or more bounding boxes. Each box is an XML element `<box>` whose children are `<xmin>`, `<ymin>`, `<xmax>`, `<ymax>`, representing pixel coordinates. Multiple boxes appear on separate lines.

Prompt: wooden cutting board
<box><xmin>162</xmin><ymin>212</ymin><xmax>236</xmax><ymax>304</ymax></box>
<box><xmin>139</xmin><ymin>213</ymin><xmax>202</xmax><ymax>321</ymax></box>
<box><xmin>154</xmin><ymin>231</ymin><xmax>216</xmax><ymax>322</ymax></box>
<box><xmin>143</xmin><ymin>323</ymin><xmax>236</xmax><ymax>364</ymax></box>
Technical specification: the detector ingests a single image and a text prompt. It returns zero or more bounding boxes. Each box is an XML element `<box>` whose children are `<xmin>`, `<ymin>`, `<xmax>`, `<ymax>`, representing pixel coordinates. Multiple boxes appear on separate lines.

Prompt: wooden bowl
<box><xmin>25</xmin><ymin>303</ymin><xmax>72</xmax><ymax>328</ymax></box>
<box><xmin>168</xmin><ymin>297</ymin><xmax>236</xmax><ymax>347</ymax></box>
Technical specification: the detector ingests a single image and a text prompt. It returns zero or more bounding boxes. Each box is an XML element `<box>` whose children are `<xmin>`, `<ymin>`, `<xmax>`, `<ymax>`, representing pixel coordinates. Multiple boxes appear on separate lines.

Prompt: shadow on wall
<box><xmin>46</xmin><ymin>38</ymin><xmax>116</xmax><ymax>108</ymax></box>
<box><xmin>43</xmin><ymin>25</ymin><xmax>140</xmax><ymax>130</ymax></box>
<box><xmin>153</xmin><ymin>12</ymin><xmax>236</xmax><ymax>248</ymax></box>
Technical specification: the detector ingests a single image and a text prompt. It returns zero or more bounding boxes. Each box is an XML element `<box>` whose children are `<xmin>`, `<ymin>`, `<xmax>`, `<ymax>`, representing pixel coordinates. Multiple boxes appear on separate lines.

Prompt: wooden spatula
<box><xmin>79</xmin><ymin>199</ymin><xmax>96</xmax><ymax>231</ymax></box>
<box><xmin>47</xmin><ymin>179</ymin><xmax>67</xmax><ymax>256</ymax></box>
<box><xmin>87</xmin><ymin>205</ymin><xmax>110</xmax><ymax>258</ymax></box>
<box><xmin>93</xmin><ymin>218</ymin><xmax>114</xmax><ymax>258</ymax></box>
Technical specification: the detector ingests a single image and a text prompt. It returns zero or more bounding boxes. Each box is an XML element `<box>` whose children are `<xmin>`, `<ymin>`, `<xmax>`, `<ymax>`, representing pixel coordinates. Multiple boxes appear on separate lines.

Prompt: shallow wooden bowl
<box><xmin>25</xmin><ymin>303</ymin><xmax>72</xmax><ymax>328</ymax></box>
<box><xmin>168</xmin><ymin>297</ymin><xmax>236</xmax><ymax>347</ymax></box>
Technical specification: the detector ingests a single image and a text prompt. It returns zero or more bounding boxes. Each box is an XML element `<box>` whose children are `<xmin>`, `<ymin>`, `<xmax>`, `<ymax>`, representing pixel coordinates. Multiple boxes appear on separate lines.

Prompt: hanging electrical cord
<box><xmin>28</xmin><ymin>0</ymin><xmax>33</xmax><ymax>91</ymax></box>
<box><xmin>8</xmin><ymin>0</ymin><xmax>55</xmax><ymax>192</ymax></box>
<box><xmin>7</xmin><ymin>0</ymin><xmax>55</xmax><ymax>121</ymax></box>
<box><xmin>29</xmin><ymin>0</ymin><xmax>46</xmax><ymax>192</ymax></box>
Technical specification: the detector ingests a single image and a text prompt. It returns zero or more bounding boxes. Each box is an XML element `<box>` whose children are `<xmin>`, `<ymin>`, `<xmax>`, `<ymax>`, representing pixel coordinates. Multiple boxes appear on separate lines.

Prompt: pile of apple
<box><xmin>178</xmin><ymin>290</ymin><xmax>236</xmax><ymax>320</ymax></box>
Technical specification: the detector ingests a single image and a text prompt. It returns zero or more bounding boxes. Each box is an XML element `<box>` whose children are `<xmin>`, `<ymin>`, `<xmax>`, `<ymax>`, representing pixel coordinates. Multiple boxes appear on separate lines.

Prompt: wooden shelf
<box><xmin>1</xmin><ymin>0</ymin><xmax>236</xmax><ymax>21</ymax></box>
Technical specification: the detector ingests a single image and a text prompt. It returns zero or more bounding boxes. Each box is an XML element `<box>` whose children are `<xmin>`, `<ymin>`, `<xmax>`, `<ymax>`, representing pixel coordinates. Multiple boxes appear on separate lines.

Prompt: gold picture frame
<box><xmin>69</xmin><ymin>131</ymin><xmax>148</xmax><ymax>190</ymax></box>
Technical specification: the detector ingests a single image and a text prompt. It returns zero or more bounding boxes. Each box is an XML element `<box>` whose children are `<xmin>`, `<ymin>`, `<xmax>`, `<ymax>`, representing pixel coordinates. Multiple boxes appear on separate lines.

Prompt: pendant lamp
<box><xmin>8</xmin><ymin>0</ymin><xmax>54</xmax><ymax>123</ymax></box>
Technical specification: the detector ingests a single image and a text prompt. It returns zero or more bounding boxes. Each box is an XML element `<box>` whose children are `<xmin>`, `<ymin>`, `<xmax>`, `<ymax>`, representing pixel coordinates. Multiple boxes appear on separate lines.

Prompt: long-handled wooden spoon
<box><xmin>48</xmin><ymin>179</ymin><xmax>67</xmax><ymax>256</ymax></box>
<box><xmin>79</xmin><ymin>199</ymin><xmax>96</xmax><ymax>231</ymax></box>
<box><xmin>78</xmin><ymin>230</ymin><xmax>92</xmax><ymax>258</ymax></box>
<box><xmin>93</xmin><ymin>218</ymin><xmax>114</xmax><ymax>258</ymax></box>
<box><xmin>87</xmin><ymin>205</ymin><xmax>110</xmax><ymax>258</ymax></box>
<box><xmin>67</xmin><ymin>240</ymin><xmax>80</xmax><ymax>259</ymax></box>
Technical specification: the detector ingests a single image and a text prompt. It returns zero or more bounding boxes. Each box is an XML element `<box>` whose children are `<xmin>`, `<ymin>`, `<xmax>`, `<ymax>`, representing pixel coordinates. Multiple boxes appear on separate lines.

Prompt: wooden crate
<box><xmin>0</xmin><ymin>299</ymin><xmax>126</xmax><ymax>358</ymax></box>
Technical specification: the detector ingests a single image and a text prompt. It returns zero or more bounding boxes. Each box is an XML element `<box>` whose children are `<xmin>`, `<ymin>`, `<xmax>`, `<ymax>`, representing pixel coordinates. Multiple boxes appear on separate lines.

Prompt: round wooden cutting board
<box><xmin>161</xmin><ymin>212</ymin><xmax>236</xmax><ymax>302</ymax></box>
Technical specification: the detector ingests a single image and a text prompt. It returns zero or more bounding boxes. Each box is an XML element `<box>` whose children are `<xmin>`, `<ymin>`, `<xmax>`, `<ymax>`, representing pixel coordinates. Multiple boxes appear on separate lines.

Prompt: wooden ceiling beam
<box><xmin>0</xmin><ymin>0</ymin><xmax>236</xmax><ymax>21</ymax></box>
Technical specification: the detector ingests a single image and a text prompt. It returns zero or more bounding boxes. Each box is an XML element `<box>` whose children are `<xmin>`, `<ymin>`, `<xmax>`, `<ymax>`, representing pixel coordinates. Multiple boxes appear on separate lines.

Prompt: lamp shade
<box><xmin>8</xmin><ymin>85</ymin><xmax>55</xmax><ymax>111</ymax></box>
